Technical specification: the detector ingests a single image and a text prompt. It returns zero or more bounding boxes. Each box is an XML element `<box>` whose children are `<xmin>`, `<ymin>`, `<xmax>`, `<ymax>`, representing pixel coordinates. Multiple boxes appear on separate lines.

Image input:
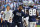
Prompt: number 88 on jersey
<box><xmin>29</xmin><ymin>9</ymin><xmax>36</xmax><ymax>16</ymax></box>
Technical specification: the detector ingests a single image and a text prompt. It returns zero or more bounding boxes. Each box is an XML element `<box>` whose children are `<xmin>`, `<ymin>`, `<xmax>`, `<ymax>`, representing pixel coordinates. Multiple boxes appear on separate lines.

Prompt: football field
<box><xmin>37</xmin><ymin>25</ymin><xmax>40</xmax><ymax>27</ymax></box>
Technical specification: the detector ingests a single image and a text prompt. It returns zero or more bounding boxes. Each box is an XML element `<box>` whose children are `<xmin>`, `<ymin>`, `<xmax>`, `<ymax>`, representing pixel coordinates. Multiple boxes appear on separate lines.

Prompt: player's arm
<box><xmin>9</xmin><ymin>10</ymin><xmax>15</xmax><ymax>19</ymax></box>
<box><xmin>36</xmin><ymin>11</ymin><xmax>39</xmax><ymax>22</ymax></box>
<box><xmin>10</xmin><ymin>11</ymin><xmax>13</xmax><ymax>18</ymax></box>
<box><xmin>1</xmin><ymin>11</ymin><xmax>4</xmax><ymax>23</ymax></box>
<box><xmin>12</xmin><ymin>10</ymin><xmax>16</xmax><ymax>14</ymax></box>
<box><xmin>22</xmin><ymin>12</ymin><xmax>28</xmax><ymax>18</ymax></box>
<box><xmin>9</xmin><ymin>10</ymin><xmax>13</xmax><ymax>23</ymax></box>
<box><xmin>36</xmin><ymin>11</ymin><xmax>39</xmax><ymax>18</ymax></box>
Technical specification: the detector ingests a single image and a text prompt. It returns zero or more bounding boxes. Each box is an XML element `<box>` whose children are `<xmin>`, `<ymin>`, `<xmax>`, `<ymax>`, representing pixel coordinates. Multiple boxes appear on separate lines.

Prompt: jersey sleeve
<box><xmin>22</xmin><ymin>12</ymin><xmax>27</xmax><ymax>18</ymax></box>
<box><xmin>10</xmin><ymin>10</ymin><xmax>13</xmax><ymax>18</ymax></box>
<box><xmin>12</xmin><ymin>10</ymin><xmax>16</xmax><ymax>14</ymax></box>
<box><xmin>22</xmin><ymin>12</ymin><xmax>25</xmax><ymax>16</ymax></box>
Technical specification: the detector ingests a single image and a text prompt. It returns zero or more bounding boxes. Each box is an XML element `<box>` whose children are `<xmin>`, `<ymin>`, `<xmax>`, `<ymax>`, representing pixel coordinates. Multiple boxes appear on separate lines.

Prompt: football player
<box><xmin>4</xmin><ymin>5</ymin><xmax>13</xmax><ymax>27</ymax></box>
<box><xmin>12</xmin><ymin>5</ymin><xmax>27</xmax><ymax>27</ymax></box>
<box><xmin>28</xmin><ymin>1</ymin><xmax>39</xmax><ymax>27</ymax></box>
<box><xmin>1</xmin><ymin>11</ymin><xmax>4</xmax><ymax>27</ymax></box>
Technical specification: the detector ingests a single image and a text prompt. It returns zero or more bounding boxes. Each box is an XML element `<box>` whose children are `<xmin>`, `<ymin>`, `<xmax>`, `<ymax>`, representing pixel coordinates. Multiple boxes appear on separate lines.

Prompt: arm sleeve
<box><xmin>13</xmin><ymin>10</ymin><xmax>15</xmax><ymax>14</ymax></box>
<box><xmin>22</xmin><ymin>12</ymin><xmax>27</xmax><ymax>18</ymax></box>
<box><xmin>10</xmin><ymin>10</ymin><xmax>13</xmax><ymax>18</ymax></box>
<box><xmin>22</xmin><ymin>12</ymin><xmax>25</xmax><ymax>16</ymax></box>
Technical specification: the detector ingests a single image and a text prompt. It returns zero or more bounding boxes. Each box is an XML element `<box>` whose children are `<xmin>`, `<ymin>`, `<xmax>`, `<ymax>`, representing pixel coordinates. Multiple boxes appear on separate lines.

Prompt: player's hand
<box><xmin>17</xmin><ymin>8</ymin><xmax>19</xmax><ymax>9</ymax></box>
<box><xmin>9</xmin><ymin>18</ymin><xmax>12</xmax><ymax>21</ymax></box>
<box><xmin>24</xmin><ymin>20</ymin><xmax>27</xmax><ymax>27</ymax></box>
<box><xmin>36</xmin><ymin>18</ymin><xmax>39</xmax><ymax>21</ymax></box>
<box><xmin>9</xmin><ymin>17</ymin><xmax>12</xmax><ymax>23</ymax></box>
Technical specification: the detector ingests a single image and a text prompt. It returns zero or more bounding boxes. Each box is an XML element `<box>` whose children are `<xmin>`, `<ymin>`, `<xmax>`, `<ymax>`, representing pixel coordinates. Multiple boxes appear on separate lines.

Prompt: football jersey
<box><xmin>29</xmin><ymin>8</ymin><xmax>37</xmax><ymax>22</ymax></box>
<box><xmin>13</xmin><ymin>10</ymin><xmax>26</xmax><ymax>22</ymax></box>
<box><xmin>4</xmin><ymin>9</ymin><xmax>13</xmax><ymax>21</ymax></box>
<box><xmin>29</xmin><ymin>8</ymin><xmax>36</xmax><ymax>16</ymax></box>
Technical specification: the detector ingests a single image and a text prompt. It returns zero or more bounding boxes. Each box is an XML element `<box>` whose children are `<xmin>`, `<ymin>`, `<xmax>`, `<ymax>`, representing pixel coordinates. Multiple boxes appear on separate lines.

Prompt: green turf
<box><xmin>37</xmin><ymin>25</ymin><xmax>40</xmax><ymax>27</ymax></box>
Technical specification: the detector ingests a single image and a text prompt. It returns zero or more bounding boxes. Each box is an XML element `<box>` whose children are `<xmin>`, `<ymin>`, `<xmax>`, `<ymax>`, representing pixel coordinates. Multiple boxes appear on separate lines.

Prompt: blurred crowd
<box><xmin>0</xmin><ymin>0</ymin><xmax>40</xmax><ymax>12</ymax></box>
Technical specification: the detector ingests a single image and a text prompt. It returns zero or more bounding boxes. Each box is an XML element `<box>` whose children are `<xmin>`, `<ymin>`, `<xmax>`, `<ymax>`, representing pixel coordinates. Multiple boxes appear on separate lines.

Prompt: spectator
<box><xmin>2</xmin><ymin>6</ymin><xmax>5</xmax><ymax>11</ymax></box>
<box><xmin>13</xmin><ymin>1</ymin><xmax>18</xmax><ymax>10</ymax></box>
<box><xmin>9</xmin><ymin>2</ymin><xmax>13</xmax><ymax>9</ymax></box>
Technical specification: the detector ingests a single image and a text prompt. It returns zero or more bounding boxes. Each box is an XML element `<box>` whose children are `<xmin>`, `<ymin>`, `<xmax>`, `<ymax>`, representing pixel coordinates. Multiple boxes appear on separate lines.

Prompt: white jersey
<box><xmin>29</xmin><ymin>8</ymin><xmax>36</xmax><ymax>16</ymax></box>
<box><xmin>4</xmin><ymin>9</ymin><xmax>13</xmax><ymax>23</ymax></box>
